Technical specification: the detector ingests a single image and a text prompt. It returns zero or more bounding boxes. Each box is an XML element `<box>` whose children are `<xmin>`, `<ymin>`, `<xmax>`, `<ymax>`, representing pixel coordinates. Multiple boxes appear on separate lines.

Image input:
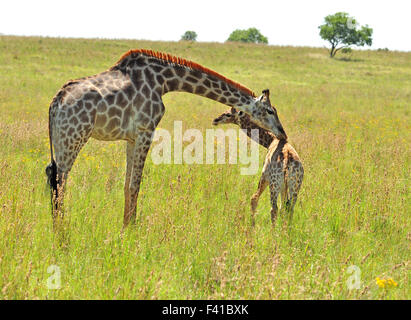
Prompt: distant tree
<box><xmin>181</xmin><ymin>31</ymin><xmax>197</xmax><ymax>41</ymax></box>
<box><xmin>227</xmin><ymin>28</ymin><xmax>268</xmax><ymax>44</ymax></box>
<box><xmin>319</xmin><ymin>12</ymin><xmax>373</xmax><ymax>58</ymax></box>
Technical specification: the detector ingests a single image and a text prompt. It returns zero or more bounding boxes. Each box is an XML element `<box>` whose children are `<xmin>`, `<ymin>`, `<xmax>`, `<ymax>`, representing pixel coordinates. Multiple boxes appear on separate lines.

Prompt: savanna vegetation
<box><xmin>0</xmin><ymin>36</ymin><xmax>409</xmax><ymax>299</ymax></box>
<box><xmin>227</xmin><ymin>28</ymin><xmax>268</xmax><ymax>44</ymax></box>
<box><xmin>181</xmin><ymin>31</ymin><xmax>197</xmax><ymax>42</ymax></box>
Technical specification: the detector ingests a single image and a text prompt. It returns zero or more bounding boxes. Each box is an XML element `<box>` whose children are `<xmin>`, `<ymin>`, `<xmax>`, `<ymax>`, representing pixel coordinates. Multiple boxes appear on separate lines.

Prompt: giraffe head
<box><xmin>212</xmin><ymin>107</ymin><xmax>243</xmax><ymax>126</ymax></box>
<box><xmin>237</xmin><ymin>89</ymin><xmax>287</xmax><ymax>140</ymax></box>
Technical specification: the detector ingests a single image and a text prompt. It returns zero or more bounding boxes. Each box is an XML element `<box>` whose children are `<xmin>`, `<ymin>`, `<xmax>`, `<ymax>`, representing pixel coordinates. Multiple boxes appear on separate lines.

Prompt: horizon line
<box><xmin>1</xmin><ymin>34</ymin><xmax>409</xmax><ymax>53</ymax></box>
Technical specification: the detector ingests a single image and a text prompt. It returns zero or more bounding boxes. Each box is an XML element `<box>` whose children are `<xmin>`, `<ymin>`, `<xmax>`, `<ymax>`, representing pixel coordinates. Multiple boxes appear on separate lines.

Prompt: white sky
<box><xmin>0</xmin><ymin>0</ymin><xmax>410</xmax><ymax>51</ymax></box>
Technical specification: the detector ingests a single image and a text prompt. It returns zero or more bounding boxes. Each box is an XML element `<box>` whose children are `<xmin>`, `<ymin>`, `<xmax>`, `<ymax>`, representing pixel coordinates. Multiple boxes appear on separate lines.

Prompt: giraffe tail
<box><xmin>45</xmin><ymin>100</ymin><xmax>59</xmax><ymax>208</ymax></box>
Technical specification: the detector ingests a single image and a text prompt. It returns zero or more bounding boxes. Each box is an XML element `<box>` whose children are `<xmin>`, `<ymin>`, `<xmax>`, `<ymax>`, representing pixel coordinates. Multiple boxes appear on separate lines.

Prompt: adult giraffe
<box><xmin>46</xmin><ymin>49</ymin><xmax>287</xmax><ymax>228</ymax></box>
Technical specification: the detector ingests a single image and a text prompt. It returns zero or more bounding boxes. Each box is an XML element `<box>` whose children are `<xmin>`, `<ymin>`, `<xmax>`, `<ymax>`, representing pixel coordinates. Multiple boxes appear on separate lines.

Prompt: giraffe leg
<box><xmin>47</xmin><ymin>110</ymin><xmax>93</xmax><ymax>229</ymax></box>
<box><xmin>269</xmin><ymin>182</ymin><xmax>280</xmax><ymax>226</ymax></box>
<box><xmin>123</xmin><ymin>141</ymin><xmax>135</xmax><ymax>226</ymax></box>
<box><xmin>51</xmin><ymin>136</ymin><xmax>91</xmax><ymax>229</ymax></box>
<box><xmin>285</xmin><ymin>163</ymin><xmax>304</xmax><ymax>224</ymax></box>
<box><xmin>280</xmin><ymin>180</ymin><xmax>288</xmax><ymax>213</ymax></box>
<box><xmin>286</xmin><ymin>195</ymin><xmax>297</xmax><ymax>223</ymax></box>
<box><xmin>250</xmin><ymin>176</ymin><xmax>268</xmax><ymax>227</ymax></box>
<box><xmin>49</xmin><ymin>169</ymin><xmax>68</xmax><ymax>229</ymax></box>
<box><xmin>123</xmin><ymin>130</ymin><xmax>154</xmax><ymax>229</ymax></box>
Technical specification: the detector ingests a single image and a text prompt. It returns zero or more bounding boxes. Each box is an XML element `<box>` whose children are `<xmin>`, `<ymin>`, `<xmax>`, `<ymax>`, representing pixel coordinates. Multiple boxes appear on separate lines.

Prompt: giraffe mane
<box><xmin>114</xmin><ymin>49</ymin><xmax>256</xmax><ymax>98</ymax></box>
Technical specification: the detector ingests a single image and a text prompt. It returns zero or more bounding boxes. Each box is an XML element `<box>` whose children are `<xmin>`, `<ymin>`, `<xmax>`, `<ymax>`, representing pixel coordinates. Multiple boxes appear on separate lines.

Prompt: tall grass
<box><xmin>0</xmin><ymin>36</ymin><xmax>409</xmax><ymax>299</ymax></box>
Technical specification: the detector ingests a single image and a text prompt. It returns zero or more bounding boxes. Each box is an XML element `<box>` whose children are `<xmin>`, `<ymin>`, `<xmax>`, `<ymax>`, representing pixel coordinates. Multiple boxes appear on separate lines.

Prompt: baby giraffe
<box><xmin>212</xmin><ymin>107</ymin><xmax>304</xmax><ymax>226</ymax></box>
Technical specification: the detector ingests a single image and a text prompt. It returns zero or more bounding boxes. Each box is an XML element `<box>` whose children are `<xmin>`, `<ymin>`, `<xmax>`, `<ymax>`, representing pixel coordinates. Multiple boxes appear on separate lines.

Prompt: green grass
<box><xmin>0</xmin><ymin>36</ymin><xmax>410</xmax><ymax>299</ymax></box>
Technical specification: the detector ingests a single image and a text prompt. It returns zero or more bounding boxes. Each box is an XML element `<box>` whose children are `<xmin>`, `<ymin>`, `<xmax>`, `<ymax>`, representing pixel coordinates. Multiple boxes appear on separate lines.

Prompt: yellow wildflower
<box><xmin>376</xmin><ymin>277</ymin><xmax>398</xmax><ymax>288</ymax></box>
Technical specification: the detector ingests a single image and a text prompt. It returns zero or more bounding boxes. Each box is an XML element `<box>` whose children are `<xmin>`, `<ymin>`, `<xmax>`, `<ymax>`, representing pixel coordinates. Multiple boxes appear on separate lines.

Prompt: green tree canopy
<box><xmin>181</xmin><ymin>31</ymin><xmax>197</xmax><ymax>41</ymax></box>
<box><xmin>319</xmin><ymin>12</ymin><xmax>373</xmax><ymax>57</ymax></box>
<box><xmin>227</xmin><ymin>28</ymin><xmax>268</xmax><ymax>44</ymax></box>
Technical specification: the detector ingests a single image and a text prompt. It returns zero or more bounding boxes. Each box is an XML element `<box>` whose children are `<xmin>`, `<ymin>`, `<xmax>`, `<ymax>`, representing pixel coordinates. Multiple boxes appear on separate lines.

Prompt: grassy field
<box><xmin>0</xmin><ymin>35</ymin><xmax>409</xmax><ymax>299</ymax></box>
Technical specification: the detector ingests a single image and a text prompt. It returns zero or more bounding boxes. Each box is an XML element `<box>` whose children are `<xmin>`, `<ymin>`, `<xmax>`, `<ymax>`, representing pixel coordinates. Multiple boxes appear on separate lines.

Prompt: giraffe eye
<box><xmin>266</xmin><ymin>109</ymin><xmax>274</xmax><ymax>115</ymax></box>
<box><xmin>238</xmin><ymin>111</ymin><xmax>244</xmax><ymax>116</ymax></box>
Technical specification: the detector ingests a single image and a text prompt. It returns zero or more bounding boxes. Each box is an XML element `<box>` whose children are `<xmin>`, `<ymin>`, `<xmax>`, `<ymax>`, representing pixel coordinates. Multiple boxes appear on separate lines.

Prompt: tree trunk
<box><xmin>330</xmin><ymin>45</ymin><xmax>335</xmax><ymax>58</ymax></box>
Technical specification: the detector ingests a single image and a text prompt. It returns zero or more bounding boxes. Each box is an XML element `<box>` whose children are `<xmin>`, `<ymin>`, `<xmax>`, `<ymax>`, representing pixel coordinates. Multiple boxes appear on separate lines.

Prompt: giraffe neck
<box><xmin>237</xmin><ymin>116</ymin><xmax>275</xmax><ymax>149</ymax></box>
<box><xmin>112</xmin><ymin>52</ymin><xmax>255</xmax><ymax>108</ymax></box>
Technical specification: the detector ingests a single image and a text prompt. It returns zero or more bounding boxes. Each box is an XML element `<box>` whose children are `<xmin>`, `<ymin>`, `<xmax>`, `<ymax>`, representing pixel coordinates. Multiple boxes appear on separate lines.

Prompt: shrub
<box><xmin>181</xmin><ymin>31</ymin><xmax>197</xmax><ymax>42</ymax></box>
<box><xmin>227</xmin><ymin>28</ymin><xmax>268</xmax><ymax>44</ymax></box>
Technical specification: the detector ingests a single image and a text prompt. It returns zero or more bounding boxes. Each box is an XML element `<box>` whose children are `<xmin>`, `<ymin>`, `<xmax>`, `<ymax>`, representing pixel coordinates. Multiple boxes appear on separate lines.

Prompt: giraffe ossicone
<box><xmin>46</xmin><ymin>49</ymin><xmax>287</xmax><ymax>228</ymax></box>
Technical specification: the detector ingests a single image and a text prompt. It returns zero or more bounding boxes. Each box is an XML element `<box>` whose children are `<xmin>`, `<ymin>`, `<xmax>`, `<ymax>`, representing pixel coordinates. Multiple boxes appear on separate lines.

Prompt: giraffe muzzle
<box><xmin>277</xmin><ymin>127</ymin><xmax>287</xmax><ymax>140</ymax></box>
